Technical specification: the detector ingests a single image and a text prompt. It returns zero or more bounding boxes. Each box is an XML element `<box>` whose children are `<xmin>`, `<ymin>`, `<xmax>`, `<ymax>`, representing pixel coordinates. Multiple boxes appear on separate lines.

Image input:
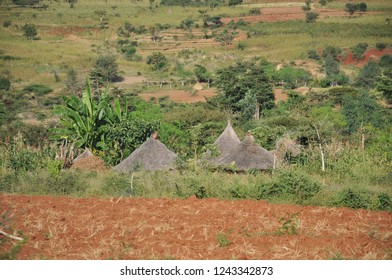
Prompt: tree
<box><xmin>0</xmin><ymin>77</ymin><xmax>11</xmax><ymax>91</ymax></box>
<box><xmin>305</xmin><ymin>11</ymin><xmax>319</xmax><ymax>23</ymax></box>
<box><xmin>90</xmin><ymin>54</ymin><xmax>120</xmax><ymax>84</ymax></box>
<box><xmin>358</xmin><ymin>2</ymin><xmax>367</xmax><ymax>12</ymax></box>
<box><xmin>146</xmin><ymin>52</ymin><xmax>168</xmax><ymax>71</ymax></box>
<box><xmin>342</xmin><ymin>90</ymin><xmax>385</xmax><ymax>134</ymax></box>
<box><xmin>324</xmin><ymin>54</ymin><xmax>349</xmax><ymax>86</ymax></box>
<box><xmin>214</xmin><ymin>28</ymin><xmax>238</xmax><ymax>46</ymax></box>
<box><xmin>302</xmin><ymin>0</ymin><xmax>311</xmax><ymax>11</ymax></box>
<box><xmin>276</xmin><ymin>65</ymin><xmax>311</xmax><ymax>89</ymax></box>
<box><xmin>194</xmin><ymin>64</ymin><xmax>212</xmax><ymax>86</ymax></box>
<box><xmin>319</xmin><ymin>0</ymin><xmax>327</xmax><ymax>8</ymax></box>
<box><xmin>22</xmin><ymin>23</ymin><xmax>38</xmax><ymax>40</ymax></box>
<box><xmin>355</xmin><ymin>60</ymin><xmax>381</xmax><ymax>88</ymax></box>
<box><xmin>214</xmin><ymin>61</ymin><xmax>275</xmax><ymax>120</ymax></box>
<box><xmin>351</xmin><ymin>42</ymin><xmax>368</xmax><ymax>60</ymax></box>
<box><xmin>377</xmin><ymin>70</ymin><xmax>392</xmax><ymax>104</ymax></box>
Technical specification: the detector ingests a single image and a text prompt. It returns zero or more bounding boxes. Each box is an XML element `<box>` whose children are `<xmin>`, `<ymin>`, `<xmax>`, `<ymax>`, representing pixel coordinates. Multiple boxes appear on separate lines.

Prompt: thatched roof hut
<box><xmin>213</xmin><ymin>120</ymin><xmax>241</xmax><ymax>156</ymax></box>
<box><xmin>114</xmin><ymin>133</ymin><xmax>177</xmax><ymax>172</ymax></box>
<box><xmin>73</xmin><ymin>148</ymin><xmax>94</xmax><ymax>162</ymax></box>
<box><xmin>215</xmin><ymin>133</ymin><xmax>274</xmax><ymax>171</ymax></box>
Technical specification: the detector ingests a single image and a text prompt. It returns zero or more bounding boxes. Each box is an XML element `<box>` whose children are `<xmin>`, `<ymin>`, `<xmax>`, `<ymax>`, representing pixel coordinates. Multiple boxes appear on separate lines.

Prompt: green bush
<box><xmin>332</xmin><ymin>188</ymin><xmax>372</xmax><ymax>209</ymax></box>
<box><xmin>258</xmin><ymin>170</ymin><xmax>322</xmax><ymax>203</ymax></box>
<box><xmin>23</xmin><ymin>84</ymin><xmax>53</xmax><ymax>96</ymax></box>
<box><xmin>0</xmin><ymin>78</ymin><xmax>11</xmax><ymax>91</ymax></box>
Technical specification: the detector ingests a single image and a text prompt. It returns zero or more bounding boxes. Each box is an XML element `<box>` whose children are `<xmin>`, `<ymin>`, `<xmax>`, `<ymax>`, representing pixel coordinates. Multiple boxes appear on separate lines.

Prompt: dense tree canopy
<box><xmin>213</xmin><ymin>61</ymin><xmax>275</xmax><ymax>119</ymax></box>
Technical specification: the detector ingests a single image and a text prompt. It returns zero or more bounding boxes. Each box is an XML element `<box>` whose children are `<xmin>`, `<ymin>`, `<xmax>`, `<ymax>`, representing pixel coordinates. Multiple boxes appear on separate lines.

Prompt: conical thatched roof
<box><xmin>213</xmin><ymin>120</ymin><xmax>241</xmax><ymax>156</ymax></box>
<box><xmin>215</xmin><ymin>133</ymin><xmax>274</xmax><ymax>171</ymax></box>
<box><xmin>114</xmin><ymin>134</ymin><xmax>177</xmax><ymax>172</ymax></box>
<box><xmin>73</xmin><ymin>148</ymin><xmax>94</xmax><ymax>162</ymax></box>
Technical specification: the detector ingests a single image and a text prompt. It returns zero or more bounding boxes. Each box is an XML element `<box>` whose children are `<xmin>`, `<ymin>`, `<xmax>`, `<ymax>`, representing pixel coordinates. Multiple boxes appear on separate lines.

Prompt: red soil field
<box><xmin>138</xmin><ymin>89</ymin><xmax>216</xmax><ymax>104</ymax></box>
<box><xmin>1</xmin><ymin>194</ymin><xmax>391</xmax><ymax>260</ymax></box>
<box><xmin>222</xmin><ymin>7</ymin><xmax>379</xmax><ymax>24</ymax></box>
<box><xmin>340</xmin><ymin>49</ymin><xmax>392</xmax><ymax>67</ymax></box>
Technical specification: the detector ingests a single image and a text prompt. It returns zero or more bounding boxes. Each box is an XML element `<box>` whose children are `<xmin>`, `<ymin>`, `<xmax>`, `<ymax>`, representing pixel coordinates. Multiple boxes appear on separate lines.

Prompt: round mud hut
<box><xmin>215</xmin><ymin>132</ymin><xmax>274</xmax><ymax>171</ymax></box>
<box><xmin>114</xmin><ymin>132</ymin><xmax>177</xmax><ymax>172</ymax></box>
<box><xmin>213</xmin><ymin>120</ymin><xmax>241</xmax><ymax>156</ymax></box>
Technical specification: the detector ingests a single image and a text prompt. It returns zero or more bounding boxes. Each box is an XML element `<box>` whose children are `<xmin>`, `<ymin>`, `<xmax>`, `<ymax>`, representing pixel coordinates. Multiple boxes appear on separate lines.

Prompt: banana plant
<box><xmin>50</xmin><ymin>80</ymin><xmax>112</xmax><ymax>148</ymax></box>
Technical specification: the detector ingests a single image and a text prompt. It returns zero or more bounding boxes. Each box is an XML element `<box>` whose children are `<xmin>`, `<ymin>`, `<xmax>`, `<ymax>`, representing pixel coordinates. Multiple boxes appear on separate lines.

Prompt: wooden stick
<box><xmin>0</xmin><ymin>229</ymin><xmax>24</xmax><ymax>241</ymax></box>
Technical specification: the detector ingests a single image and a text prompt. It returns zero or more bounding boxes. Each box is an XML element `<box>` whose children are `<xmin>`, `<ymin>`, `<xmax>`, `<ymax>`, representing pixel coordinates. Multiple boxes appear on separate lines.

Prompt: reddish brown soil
<box><xmin>139</xmin><ymin>89</ymin><xmax>216</xmax><ymax>104</ymax></box>
<box><xmin>340</xmin><ymin>48</ymin><xmax>392</xmax><ymax>67</ymax></box>
<box><xmin>1</xmin><ymin>194</ymin><xmax>391</xmax><ymax>260</ymax></box>
<box><xmin>222</xmin><ymin>7</ymin><xmax>379</xmax><ymax>24</ymax></box>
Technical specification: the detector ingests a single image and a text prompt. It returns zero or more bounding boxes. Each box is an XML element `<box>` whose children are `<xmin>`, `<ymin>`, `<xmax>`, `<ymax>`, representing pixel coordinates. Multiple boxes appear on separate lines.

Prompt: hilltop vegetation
<box><xmin>0</xmin><ymin>0</ymin><xmax>391</xmax><ymax>211</ymax></box>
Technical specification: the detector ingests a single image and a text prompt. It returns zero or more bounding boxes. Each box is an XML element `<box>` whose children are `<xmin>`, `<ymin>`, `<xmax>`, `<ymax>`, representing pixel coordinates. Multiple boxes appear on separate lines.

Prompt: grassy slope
<box><xmin>0</xmin><ymin>0</ymin><xmax>391</xmax><ymax>89</ymax></box>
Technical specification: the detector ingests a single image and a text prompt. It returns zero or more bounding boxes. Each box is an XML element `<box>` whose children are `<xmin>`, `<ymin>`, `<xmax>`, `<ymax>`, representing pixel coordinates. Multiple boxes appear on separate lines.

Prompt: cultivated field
<box><xmin>1</xmin><ymin>194</ymin><xmax>391</xmax><ymax>260</ymax></box>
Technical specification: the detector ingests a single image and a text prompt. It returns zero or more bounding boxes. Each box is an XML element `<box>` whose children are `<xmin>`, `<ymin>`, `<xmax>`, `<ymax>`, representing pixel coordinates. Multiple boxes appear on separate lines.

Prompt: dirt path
<box><xmin>1</xmin><ymin>194</ymin><xmax>391</xmax><ymax>260</ymax></box>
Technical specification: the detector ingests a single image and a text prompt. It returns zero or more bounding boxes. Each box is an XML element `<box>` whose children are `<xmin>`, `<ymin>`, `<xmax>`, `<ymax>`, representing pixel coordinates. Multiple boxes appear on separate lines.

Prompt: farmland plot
<box><xmin>1</xmin><ymin>194</ymin><xmax>391</xmax><ymax>260</ymax></box>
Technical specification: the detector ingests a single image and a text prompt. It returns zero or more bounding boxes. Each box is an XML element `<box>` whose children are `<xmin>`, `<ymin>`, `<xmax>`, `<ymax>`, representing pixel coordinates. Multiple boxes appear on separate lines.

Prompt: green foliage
<box><xmin>251</xmin><ymin>124</ymin><xmax>286</xmax><ymax>150</ymax></box>
<box><xmin>0</xmin><ymin>77</ymin><xmax>10</xmax><ymax>91</ymax></box>
<box><xmin>351</xmin><ymin>42</ymin><xmax>368</xmax><ymax>60</ymax></box>
<box><xmin>276</xmin><ymin>65</ymin><xmax>311</xmax><ymax>89</ymax></box>
<box><xmin>345</xmin><ymin>2</ymin><xmax>367</xmax><ymax>16</ymax></box>
<box><xmin>275</xmin><ymin>213</ymin><xmax>299</xmax><ymax>236</ymax></box>
<box><xmin>341</xmin><ymin>90</ymin><xmax>385</xmax><ymax>133</ymax></box>
<box><xmin>214</xmin><ymin>61</ymin><xmax>274</xmax><ymax>118</ymax></box>
<box><xmin>322</xmin><ymin>46</ymin><xmax>342</xmax><ymax>59</ymax></box>
<box><xmin>377</xmin><ymin>73</ymin><xmax>392</xmax><ymax>104</ymax></box>
<box><xmin>216</xmin><ymin>232</ymin><xmax>230</xmax><ymax>247</ymax></box>
<box><xmin>90</xmin><ymin>54</ymin><xmax>120</xmax><ymax>84</ymax></box>
<box><xmin>324</xmin><ymin>54</ymin><xmax>349</xmax><ymax>86</ymax></box>
<box><xmin>375</xmin><ymin>43</ymin><xmax>387</xmax><ymax>51</ymax></box>
<box><xmin>305</xmin><ymin>12</ymin><xmax>319</xmax><ymax>23</ymax></box>
<box><xmin>22</xmin><ymin>24</ymin><xmax>38</xmax><ymax>40</ymax></box>
<box><xmin>258</xmin><ymin>170</ymin><xmax>322</xmax><ymax>203</ymax></box>
<box><xmin>100</xmin><ymin>118</ymin><xmax>159</xmax><ymax>165</ymax></box>
<box><xmin>202</xmin><ymin>15</ymin><xmax>223</xmax><ymax>28</ymax></box>
<box><xmin>378</xmin><ymin>54</ymin><xmax>392</xmax><ymax>69</ymax></box>
<box><xmin>194</xmin><ymin>64</ymin><xmax>212</xmax><ymax>83</ymax></box>
<box><xmin>228</xmin><ymin>0</ymin><xmax>242</xmax><ymax>6</ymax></box>
<box><xmin>12</xmin><ymin>0</ymin><xmax>40</xmax><ymax>6</ymax></box>
<box><xmin>146</xmin><ymin>52</ymin><xmax>168</xmax><ymax>71</ymax></box>
<box><xmin>332</xmin><ymin>189</ymin><xmax>371</xmax><ymax>209</ymax></box>
<box><xmin>307</xmin><ymin>50</ymin><xmax>321</xmax><ymax>60</ymax></box>
<box><xmin>356</xmin><ymin>60</ymin><xmax>381</xmax><ymax>88</ymax></box>
<box><xmin>248</xmin><ymin>8</ymin><xmax>261</xmax><ymax>15</ymax></box>
<box><xmin>214</xmin><ymin>28</ymin><xmax>238</xmax><ymax>46</ymax></box>
<box><xmin>23</xmin><ymin>84</ymin><xmax>53</xmax><ymax>96</ymax></box>
<box><xmin>51</xmin><ymin>80</ymin><xmax>112</xmax><ymax>148</ymax></box>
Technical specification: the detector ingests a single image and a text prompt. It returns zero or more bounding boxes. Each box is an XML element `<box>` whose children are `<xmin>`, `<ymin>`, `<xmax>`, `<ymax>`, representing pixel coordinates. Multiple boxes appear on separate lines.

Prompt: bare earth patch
<box><xmin>138</xmin><ymin>89</ymin><xmax>216</xmax><ymax>103</ymax></box>
<box><xmin>222</xmin><ymin>7</ymin><xmax>380</xmax><ymax>23</ymax></box>
<box><xmin>1</xmin><ymin>194</ymin><xmax>391</xmax><ymax>260</ymax></box>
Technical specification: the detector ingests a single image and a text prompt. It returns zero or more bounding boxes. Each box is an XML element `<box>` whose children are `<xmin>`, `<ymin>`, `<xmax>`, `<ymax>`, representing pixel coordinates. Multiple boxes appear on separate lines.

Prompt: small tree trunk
<box><xmin>312</xmin><ymin>125</ymin><xmax>325</xmax><ymax>173</ymax></box>
<box><xmin>254</xmin><ymin>102</ymin><xmax>260</xmax><ymax>120</ymax></box>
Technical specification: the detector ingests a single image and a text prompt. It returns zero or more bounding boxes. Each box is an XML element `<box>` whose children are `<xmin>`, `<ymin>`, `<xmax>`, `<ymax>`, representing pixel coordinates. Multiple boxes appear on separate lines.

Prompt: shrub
<box><xmin>308</xmin><ymin>50</ymin><xmax>320</xmax><ymax>60</ymax></box>
<box><xmin>23</xmin><ymin>84</ymin><xmax>53</xmax><ymax>96</ymax></box>
<box><xmin>375</xmin><ymin>42</ymin><xmax>387</xmax><ymax>50</ymax></box>
<box><xmin>146</xmin><ymin>52</ymin><xmax>168</xmax><ymax>71</ymax></box>
<box><xmin>351</xmin><ymin>42</ymin><xmax>368</xmax><ymax>60</ymax></box>
<box><xmin>0</xmin><ymin>77</ymin><xmax>11</xmax><ymax>91</ymax></box>
<box><xmin>248</xmin><ymin>8</ymin><xmax>261</xmax><ymax>16</ymax></box>
<box><xmin>258</xmin><ymin>170</ymin><xmax>322</xmax><ymax>203</ymax></box>
<box><xmin>22</xmin><ymin>23</ymin><xmax>38</xmax><ymax>40</ymax></box>
<box><xmin>90</xmin><ymin>54</ymin><xmax>121</xmax><ymax>84</ymax></box>
<box><xmin>3</xmin><ymin>20</ymin><xmax>11</xmax><ymax>28</ymax></box>
<box><xmin>332</xmin><ymin>188</ymin><xmax>372</xmax><ymax>209</ymax></box>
